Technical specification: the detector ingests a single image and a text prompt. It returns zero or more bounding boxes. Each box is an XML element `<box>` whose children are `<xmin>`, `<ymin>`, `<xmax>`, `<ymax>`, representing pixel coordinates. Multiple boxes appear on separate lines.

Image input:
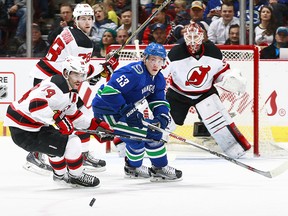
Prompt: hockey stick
<box><xmin>142</xmin><ymin>120</ymin><xmax>288</xmax><ymax>178</ymax></box>
<box><xmin>85</xmin><ymin>0</ymin><xmax>171</xmax><ymax>82</ymax></box>
<box><xmin>75</xmin><ymin>128</ymin><xmax>160</xmax><ymax>143</ymax></box>
<box><xmin>112</xmin><ymin>0</ymin><xmax>172</xmax><ymax>57</ymax></box>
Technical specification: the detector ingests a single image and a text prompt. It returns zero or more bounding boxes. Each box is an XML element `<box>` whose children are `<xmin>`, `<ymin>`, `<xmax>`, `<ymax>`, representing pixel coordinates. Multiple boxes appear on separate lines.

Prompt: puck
<box><xmin>89</xmin><ymin>198</ymin><xmax>96</xmax><ymax>207</ymax></box>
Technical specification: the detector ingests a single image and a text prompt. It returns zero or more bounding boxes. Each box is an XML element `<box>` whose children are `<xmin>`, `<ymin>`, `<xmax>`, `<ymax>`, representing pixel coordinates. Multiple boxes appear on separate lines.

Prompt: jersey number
<box><xmin>116</xmin><ymin>75</ymin><xmax>129</xmax><ymax>87</ymax></box>
<box><xmin>47</xmin><ymin>37</ymin><xmax>91</xmax><ymax>62</ymax></box>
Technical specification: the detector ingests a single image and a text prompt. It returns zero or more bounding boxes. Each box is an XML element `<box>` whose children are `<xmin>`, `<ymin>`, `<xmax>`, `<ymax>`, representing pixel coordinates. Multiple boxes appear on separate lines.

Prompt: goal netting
<box><xmin>106</xmin><ymin>44</ymin><xmax>286</xmax><ymax>157</ymax></box>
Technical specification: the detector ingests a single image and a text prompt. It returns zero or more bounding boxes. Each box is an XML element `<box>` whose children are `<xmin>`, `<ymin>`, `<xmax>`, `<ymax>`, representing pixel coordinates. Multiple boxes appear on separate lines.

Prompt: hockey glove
<box><xmin>100</xmin><ymin>54</ymin><xmax>119</xmax><ymax>78</ymax></box>
<box><xmin>146</xmin><ymin>128</ymin><xmax>163</xmax><ymax>141</ymax></box>
<box><xmin>88</xmin><ymin>118</ymin><xmax>114</xmax><ymax>143</ymax></box>
<box><xmin>119</xmin><ymin>104</ymin><xmax>144</xmax><ymax>128</ymax></box>
<box><xmin>53</xmin><ymin>110</ymin><xmax>74</xmax><ymax>135</ymax></box>
<box><xmin>89</xmin><ymin>73</ymin><xmax>102</xmax><ymax>86</ymax></box>
<box><xmin>147</xmin><ymin>113</ymin><xmax>171</xmax><ymax>129</ymax></box>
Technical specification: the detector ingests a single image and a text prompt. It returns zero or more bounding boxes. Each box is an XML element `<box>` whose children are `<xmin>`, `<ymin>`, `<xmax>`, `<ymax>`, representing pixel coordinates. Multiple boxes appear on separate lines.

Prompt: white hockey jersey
<box><xmin>4</xmin><ymin>75</ymin><xmax>91</xmax><ymax>132</ymax></box>
<box><xmin>30</xmin><ymin>26</ymin><xmax>103</xmax><ymax>80</ymax></box>
<box><xmin>162</xmin><ymin>41</ymin><xmax>230</xmax><ymax>100</ymax></box>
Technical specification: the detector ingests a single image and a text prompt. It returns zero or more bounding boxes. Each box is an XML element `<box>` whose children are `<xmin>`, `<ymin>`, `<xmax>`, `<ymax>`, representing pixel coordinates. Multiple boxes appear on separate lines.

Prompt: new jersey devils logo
<box><xmin>185</xmin><ymin>65</ymin><xmax>211</xmax><ymax>87</ymax></box>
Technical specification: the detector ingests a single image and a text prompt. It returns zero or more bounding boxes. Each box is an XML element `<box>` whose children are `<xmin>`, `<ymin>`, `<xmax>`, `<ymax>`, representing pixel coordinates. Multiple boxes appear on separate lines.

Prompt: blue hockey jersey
<box><xmin>92</xmin><ymin>61</ymin><xmax>170</xmax><ymax>118</ymax></box>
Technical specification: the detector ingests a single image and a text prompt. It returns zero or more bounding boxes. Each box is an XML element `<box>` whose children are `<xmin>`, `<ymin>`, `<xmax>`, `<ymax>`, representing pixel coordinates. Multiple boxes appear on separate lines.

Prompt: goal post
<box><xmin>106</xmin><ymin>44</ymin><xmax>273</xmax><ymax>157</ymax></box>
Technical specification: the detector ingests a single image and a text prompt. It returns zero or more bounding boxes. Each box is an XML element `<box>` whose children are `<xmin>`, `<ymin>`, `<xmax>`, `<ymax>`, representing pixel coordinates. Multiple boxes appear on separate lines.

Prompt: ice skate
<box><xmin>82</xmin><ymin>151</ymin><xmax>106</xmax><ymax>172</ymax></box>
<box><xmin>68</xmin><ymin>172</ymin><xmax>100</xmax><ymax>187</ymax></box>
<box><xmin>124</xmin><ymin>157</ymin><xmax>151</xmax><ymax>178</ymax></box>
<box><xmin>149</xmin><ymin>165</ymin><xmax>182</xmax><ymax>182</ymax></box>
<box><xmin>53</xmin><ymin>172</ymin><xmax>70</xmax><ymax>186</ymax></box>
<box><xmin>23</xmin><ymin>152</ymin><xmax>52</xmax><ymax>176</ymax></box>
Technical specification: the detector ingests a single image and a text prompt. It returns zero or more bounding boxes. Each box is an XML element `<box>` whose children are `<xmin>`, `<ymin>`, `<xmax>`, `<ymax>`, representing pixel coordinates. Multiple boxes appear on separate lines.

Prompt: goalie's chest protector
<box><xmin>167</xmin><ymin>42</ymin><xmax>228</xmax><ymax>98</ymax></box>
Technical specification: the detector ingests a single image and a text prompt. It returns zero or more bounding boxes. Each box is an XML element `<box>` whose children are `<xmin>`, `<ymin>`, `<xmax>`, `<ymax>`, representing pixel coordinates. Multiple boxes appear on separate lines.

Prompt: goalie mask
<box><xmin>63</xmin><ymin>56</ymin><xmax>88</xmax><ymax>89</ymax></box>
<box><xmin>183</xmin><ymin>22</ymin><xmax>205</xmax><ymax>54</ymax></box>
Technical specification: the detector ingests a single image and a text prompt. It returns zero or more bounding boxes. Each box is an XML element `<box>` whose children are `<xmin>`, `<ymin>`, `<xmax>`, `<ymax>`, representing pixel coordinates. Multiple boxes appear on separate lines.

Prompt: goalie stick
<box><xmin>142</xmin><ymin>120</ymin><xmax>288</xmax><ymax>178</ymax></box>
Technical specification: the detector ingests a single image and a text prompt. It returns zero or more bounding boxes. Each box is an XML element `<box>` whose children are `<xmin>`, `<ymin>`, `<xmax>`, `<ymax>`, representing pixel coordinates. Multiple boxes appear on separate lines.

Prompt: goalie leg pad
<box><xmin>195</xmin><ymin>94</ymin><xmax>251</xmax><ymax>158</ymax></box>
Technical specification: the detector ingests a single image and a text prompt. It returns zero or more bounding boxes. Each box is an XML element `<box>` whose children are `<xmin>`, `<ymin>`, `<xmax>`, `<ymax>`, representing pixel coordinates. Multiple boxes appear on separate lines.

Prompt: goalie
<box><xmin>162</xmin><ymin>21</ymin><xmax>251</xmax><ymax>159</ymax></box>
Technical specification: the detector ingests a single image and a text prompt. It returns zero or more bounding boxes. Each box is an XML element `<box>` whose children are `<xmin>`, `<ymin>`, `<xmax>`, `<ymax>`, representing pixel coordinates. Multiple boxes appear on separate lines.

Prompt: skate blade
<box><xmin>83</xmin><ymin>166</ymin><xmax>106</xmax><ymax>172</ymax></box>
<box><xmin>23</xmin><ymin>162</ymin><xmax>52</xmax><ymax>176</ymax></box>
<box><xmin>124</xmin><ymin>174</ymin><xmax>150</xmax><ymax>179</ymax></box>
<box><xmin>150</xmin><ymin>176</ymin><xmax>183</xmax><ymax>182</ymax></box>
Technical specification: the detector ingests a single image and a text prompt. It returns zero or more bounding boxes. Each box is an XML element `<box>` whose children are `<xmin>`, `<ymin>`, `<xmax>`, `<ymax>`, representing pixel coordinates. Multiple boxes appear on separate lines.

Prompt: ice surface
<box><xmin>1</xmin><ymin>136</ymin><xmax>288</xmax><ymax>216</ymax></box>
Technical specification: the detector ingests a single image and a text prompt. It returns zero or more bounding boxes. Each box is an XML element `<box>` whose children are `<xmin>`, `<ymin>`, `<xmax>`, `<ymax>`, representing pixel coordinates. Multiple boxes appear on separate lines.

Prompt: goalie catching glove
<box><xmin>53</xmin><ymin>110</ymin><xmax>74</xmax><ymax>135</ymax></box>
<box><xmin>88</xmin><ymin>118</ymin><xmax>114</xmax><ymax>143</ymax></box>
<box><xmin>119</xmin><ymin>104</ymin><xmax>144</xmax><ymax>128</ymax></box>
<box><xmin>215</xmin><ymin>68</ymin><xmax>247</xmax><ymax>95</ymax></box>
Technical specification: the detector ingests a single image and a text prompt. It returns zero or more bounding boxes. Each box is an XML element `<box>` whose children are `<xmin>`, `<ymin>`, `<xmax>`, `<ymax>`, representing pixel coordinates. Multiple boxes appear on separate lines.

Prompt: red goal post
<box><xmin>106</xmin><ymin>44</ymin><xmax>267</xmax><ymax>156</ymax></box>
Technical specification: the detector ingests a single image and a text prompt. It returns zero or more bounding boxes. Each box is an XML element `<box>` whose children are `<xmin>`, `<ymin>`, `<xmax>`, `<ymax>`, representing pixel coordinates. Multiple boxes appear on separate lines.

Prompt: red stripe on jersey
<box><xmin>213</xmin><ymin>63</ymin><xmax>230</xmax><ymax>81</ymax></box>
<box><xmin>67</xmin><ymin>110</ymin><xmax>83</xmax><ymax>122</ymax></box>
<box><xmin>29</xmin><ymin>98</ymin><xmax>48</xmax><ymax>113</ymax></box>
<box><xmin>6</xmin><ymin>104</ymin><xmax>44</xmax><ymax>128</ymax></box>
<box><xmin>87</xmin><ymin>64</ymin><xmax>94</xmax><ymax>77</ymax></box>
<box><xmin>36</xmin><ymin>60</ymin><xmax>62</xmax><ymax>77</ymax></box>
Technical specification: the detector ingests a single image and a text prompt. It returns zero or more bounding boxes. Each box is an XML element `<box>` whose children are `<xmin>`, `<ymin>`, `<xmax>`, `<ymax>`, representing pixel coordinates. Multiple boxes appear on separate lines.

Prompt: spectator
<box><xmin>224</xmin><ymin>24</ymin><xmax>240</xmax><ymax>45</ymax></box>
<box><xmin>117</xmin><ymin>8</ymin><xmax>132</xmax><ymax>35</ymax></box>
<box><xmin>8</xmin><ymin>0</ymin><xmax>27</xmax><ymax>45</ymax></box>
<box><xmin>189</xmin><ymin>0</ymin><xmax>209</xmax><ymax>31</ymax></box>
<box><xmin>168</xmin><ymin>10</ymin><xmax>191</xmax><ymax>43</ymax></box>
<box><xmin>149</xmin><ymin>23</ymin><xmax>167</xmax><ymax>44</ymax></box>
<box><xmin>103</xmin><ymin>0</ymin><xmax>118</xmax><ymax>26</ymax></box>
<box><xmin>254</xmin><ymin>5</ymin><xmax>277</xmax><ymax>48</ymax></box>
<box><xmin>16</xmin><ymin>23</ymin><xmax>49</xmax><ymax>57</ymax></box>
<box><xmin>208</xmin><ymin>2</ymin><xmax>239</xmax><ymax>44</ymax></box>
<box><xmin>139</xmin><ymin>5</ymin><xmax>172</xmax><ymax>44</ymax></box>
<box><xmin>173</xmin><ymin>0</ymin><xmax>188</xmax><ymax>15</ymax></box>
<box><xmin>47</xmin><ymin>3</ymin><xmax>74</xmax><ymax>45</ymax></box>
<box><xmin>90</xmin><ymin>2</ymin><xmax>117</xmax><ymax>47</ymax></box>
<box><xmin>114</xmin><ymin>0</ymin><xmax>131</xmax><ymax>18</ymax></box>
<box><xmin>260</xmin><ymin>26</ymin><xmax>288</xmax><ymax>59</ymax></box>
<box><xmin>79</xmin><ymin>0</ymin><xmax>97</xmax><ymax>7</ymax></box>
<box><xmin>92</xmin><ymin>28</ymin><xmax>117</xmax><ymax>58</ymax></box>
<box><xmin>269</xmin><ymin>0</ymin><xmax>288</xmax><ymax>26</ymax></box>
<box><xmin>116</xmin><ymin>28</ymin><xmax>129</xmax><ymax>44</ymax></box>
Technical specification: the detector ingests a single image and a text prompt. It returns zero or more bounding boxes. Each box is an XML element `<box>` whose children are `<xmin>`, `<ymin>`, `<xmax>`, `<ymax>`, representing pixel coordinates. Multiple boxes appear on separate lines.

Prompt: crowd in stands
<box><xmin>0</xmin><ymin>0</ymin><xmax>288</xmax><ymax>59</ymax></box>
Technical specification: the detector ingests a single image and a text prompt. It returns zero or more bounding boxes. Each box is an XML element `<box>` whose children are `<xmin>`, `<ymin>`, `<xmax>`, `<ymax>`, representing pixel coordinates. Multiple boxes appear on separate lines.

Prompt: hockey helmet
<box><xmin>73</xmin><ymin>3</ymin><xmax>95</xmax><ymax>22</ymax></box>
<box><xmin>62</xmin><ymin>56</ymin><xmax>88</xmax><ymax>80</ymax></box>
<box><xmin>143</xmin><ymin>42</ymin><xmax>166</xmax><ymax>59</ymax></box>
<box><xmin>183</xmin><ymin>21</ymin><xmax>205</xmax><ymax>54</ymax></box>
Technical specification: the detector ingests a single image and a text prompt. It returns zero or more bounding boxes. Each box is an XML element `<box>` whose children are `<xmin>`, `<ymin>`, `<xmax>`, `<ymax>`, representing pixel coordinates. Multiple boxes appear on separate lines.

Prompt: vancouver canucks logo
<box><xmin>0</xmin><ymin>85</ymin><xmax>7</xmax><ymax>99</ymax></box>
<box><xmin>185</xmin><ymin>65</ymin><xmax>211</xmax><ymax>87</ymax></box>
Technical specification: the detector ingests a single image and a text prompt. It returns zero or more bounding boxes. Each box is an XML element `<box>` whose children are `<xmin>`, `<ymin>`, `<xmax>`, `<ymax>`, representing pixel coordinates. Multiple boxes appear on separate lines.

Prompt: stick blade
<box><xmin>269</xmin><ymin>160</ymin><xmax>288</xmax><ymax>178</ymax></box>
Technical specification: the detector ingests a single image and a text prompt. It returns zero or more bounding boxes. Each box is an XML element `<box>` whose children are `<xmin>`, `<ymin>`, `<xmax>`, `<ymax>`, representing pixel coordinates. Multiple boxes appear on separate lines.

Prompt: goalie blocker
<box><xmin>195</xmin><ymin>94</ymin><xmax>251</xmax><ymax>158</ymax></box>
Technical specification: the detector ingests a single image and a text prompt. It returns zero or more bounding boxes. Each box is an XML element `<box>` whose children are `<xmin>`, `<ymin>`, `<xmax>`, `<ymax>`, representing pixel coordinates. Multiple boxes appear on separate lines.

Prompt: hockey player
<box><xmin>4</xmin><ymin>56</ymin><xmax>114</xmax><ymax>187</ymax></box>
<box><xmin>162</xmin><ymin>21</ymin><xmax>251</xmax><ymax>159</ymax></box>
<box><xmin>27</xmin><ymin>3</ymin><xmax>119</xmax><ymax>173</ymax></box>
<box><xmin>91</xmin><ymin>42</ymin><xmax>182</xmax><ymax>182</ymax></box>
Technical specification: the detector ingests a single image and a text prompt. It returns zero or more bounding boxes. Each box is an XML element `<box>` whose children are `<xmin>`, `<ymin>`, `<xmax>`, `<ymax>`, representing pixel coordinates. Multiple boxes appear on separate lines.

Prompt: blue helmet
<box><xmin>143</xmin><ymin>42</ymin><xmax>166</xmax><ymax>59</ymax></box>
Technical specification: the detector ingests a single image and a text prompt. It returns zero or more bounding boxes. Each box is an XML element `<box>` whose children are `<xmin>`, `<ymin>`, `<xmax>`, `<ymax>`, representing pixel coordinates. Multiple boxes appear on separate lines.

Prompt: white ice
<box><xmin>1</xmin><ymin>136</ymin><xmax>288</xmax><ymax>216</ymax></box>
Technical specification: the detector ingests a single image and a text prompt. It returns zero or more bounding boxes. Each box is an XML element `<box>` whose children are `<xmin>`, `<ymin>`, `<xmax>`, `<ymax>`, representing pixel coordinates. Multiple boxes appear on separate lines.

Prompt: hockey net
<box><xmin>107</xmin><ymin>44</ymin><xmax>283</xmax><ymax>157</ymax></box>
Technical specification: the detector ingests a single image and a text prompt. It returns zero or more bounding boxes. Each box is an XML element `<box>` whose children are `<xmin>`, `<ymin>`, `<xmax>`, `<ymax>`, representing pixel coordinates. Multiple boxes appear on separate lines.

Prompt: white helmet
<box><xmin>62</xmin><ymin>56</ymin><xmax>88</xmax><ymax>79</ymax></box>
<box><xmin>73</xmin><ymin>3</ymin><xmax>94</xmax><ymax>22</ymax></box>
<box><xmin>183</xmin><ymin>21</ymin><xmax>205</xmax><ymax>54</ymax></box>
